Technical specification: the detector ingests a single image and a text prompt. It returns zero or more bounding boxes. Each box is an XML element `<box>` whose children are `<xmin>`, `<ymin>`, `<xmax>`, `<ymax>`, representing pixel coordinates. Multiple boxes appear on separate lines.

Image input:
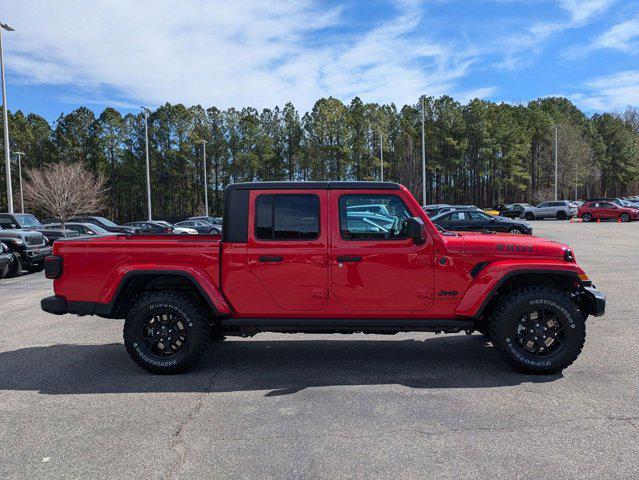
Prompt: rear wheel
<box><xmin>489</xmin><ymin>287</ymin><xmax>585</xmax><ymax>374</ymax></box>
<box><xmin>620</xmin><ymin>213</ymin><xmax>630</xmax><ymax>222</ymax></box>
<box><xmin>524</xmin><ymin>212</ymin><xmax>535</xmax><ymax>220</ymax></box>
<box><xmin>123</xmin><ymin>291</ymin><xmax>210</xmax><ymax>374</ymax></box>
<box><xmin>582</xmin><ymin>213</ymin><xmax>593</xmax><ymax>222</ymax></box>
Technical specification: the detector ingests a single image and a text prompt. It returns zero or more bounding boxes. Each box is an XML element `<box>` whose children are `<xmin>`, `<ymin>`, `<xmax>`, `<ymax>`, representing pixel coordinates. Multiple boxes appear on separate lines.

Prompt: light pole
<box><xmin>421</xmin><ymin>96</ymin><xmax>426</xmax><ymax>205</ymax></box>
<box><xmin>379</xmin><ymin>129</ymin><xmax>384</xmax><ymax>182</ymax></box>
<box><xmin>1</xmin><ymin>22</ymin><xmax>15</xmax><ymax>213</ymax></box>
<box><xmin>199</xmin><ymin>140</ymin><xmax>208</xmax><ymax>216</ymax></box>
<box><xmin>14</xmin><ymin>150</ymin><xmax>24</xmax><ymax>213</ymax></box>
<box><xmin>553</xmin><ymin>124</ymin><xmax>559</xmax><ymax>201</ymax></box>
<box><xmin>141</xmin><ymin>107</ymin><xmax>152</xmax><ymax>221</ymax></box>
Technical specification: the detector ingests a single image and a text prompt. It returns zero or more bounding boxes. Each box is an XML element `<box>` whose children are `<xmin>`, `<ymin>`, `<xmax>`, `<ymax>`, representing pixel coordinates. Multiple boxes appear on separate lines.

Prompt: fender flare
<box><xmin>454</xmin><ymin>262</ymin><xmax>583</xmax><ymax>318</ymax></box>
<box><xmin>97</xmin><ymin>267</ymin><xmax>232</xmax><ymax>316</ymax></box>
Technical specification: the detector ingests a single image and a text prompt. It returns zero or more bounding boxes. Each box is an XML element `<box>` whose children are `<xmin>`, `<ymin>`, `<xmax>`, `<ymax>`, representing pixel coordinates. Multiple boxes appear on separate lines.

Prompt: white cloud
<box><xmin>3</xmin><ymin>0</ymin><xmax>480</xmax><ymax>111</ymax></box>
<box><xmin>568</xmin><ymin>70</ymin><xmax>639</xmax><ymax>110</ymax></box>
<box><xmin>495</xmin><ymin>0</ymin><xmax>617</xmax><ymax>70</ymax></box>
<box><xmin>558</xmin><ymin>0</ymin><xmax>616</xmax><ymax>23</ymax></box>
<box><xmin>592</xmin><ymin>15</ymin><xmax>639</xmax><ymax>51</ymax></box>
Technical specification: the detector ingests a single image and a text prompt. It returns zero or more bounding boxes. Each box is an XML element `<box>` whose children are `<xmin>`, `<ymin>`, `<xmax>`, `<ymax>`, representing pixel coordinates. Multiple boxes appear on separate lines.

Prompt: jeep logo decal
<box><xmin>437</xmin><ymin>290</ymin><xmax>458</xmax><ymax>297</ymax></box>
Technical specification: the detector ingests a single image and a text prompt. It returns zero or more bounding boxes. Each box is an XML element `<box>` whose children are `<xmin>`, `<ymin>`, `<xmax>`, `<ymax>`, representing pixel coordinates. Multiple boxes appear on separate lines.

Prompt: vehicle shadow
<box><xmin>0</xmin><ymin>335</ymin><xmax>562</xmax><ymax>396</ymax></box>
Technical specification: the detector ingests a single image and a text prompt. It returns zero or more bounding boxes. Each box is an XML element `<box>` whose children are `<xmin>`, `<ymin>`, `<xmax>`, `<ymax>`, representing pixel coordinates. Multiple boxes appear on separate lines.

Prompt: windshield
<box><xmin>95</xmin><ymin>217</ymin><xmax>118</xmax><ymax>227</ymax></box>
<box><xmin>15</xmin><ymin>214</ymin><xmax>42</xmax><ymax>227</ymax></box>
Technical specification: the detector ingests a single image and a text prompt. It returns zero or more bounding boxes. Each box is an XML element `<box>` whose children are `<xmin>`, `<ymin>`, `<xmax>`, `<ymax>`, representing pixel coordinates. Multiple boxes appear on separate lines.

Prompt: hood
<box><xmin>442</xmin><ymin>231</ymin><xmax>570</xmax><ymax>259</ymax></box>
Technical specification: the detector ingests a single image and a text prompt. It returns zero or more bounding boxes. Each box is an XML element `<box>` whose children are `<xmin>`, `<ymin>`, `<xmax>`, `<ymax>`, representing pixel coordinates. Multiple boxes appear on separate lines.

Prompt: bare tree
<box><xmin>22</xmin><ymin>162</ymin><xmax>108</xmax><ymax>228</ymax></box>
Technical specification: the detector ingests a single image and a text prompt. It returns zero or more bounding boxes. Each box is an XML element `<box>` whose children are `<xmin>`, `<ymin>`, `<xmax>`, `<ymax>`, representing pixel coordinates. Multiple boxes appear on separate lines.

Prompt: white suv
<box><xmin>521</xmin><ymin>201</ymin><xmax>577</xmax><ymax>220</ymax></box>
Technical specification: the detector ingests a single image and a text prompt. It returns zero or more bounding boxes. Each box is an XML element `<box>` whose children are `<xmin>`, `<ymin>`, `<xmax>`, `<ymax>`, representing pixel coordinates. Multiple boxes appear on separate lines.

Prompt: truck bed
<box><xmin>52</xmin><ymin>234</ymin><xmax>221</xmax><ymax>307</ymax></box>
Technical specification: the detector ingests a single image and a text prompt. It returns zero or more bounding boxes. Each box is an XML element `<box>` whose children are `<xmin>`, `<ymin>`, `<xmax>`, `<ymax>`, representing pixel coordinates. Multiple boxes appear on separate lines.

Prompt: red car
<box><xmin>41</xmin><ymin>182</ymin><xmax>605</xmax><ymax>375</ymax></box>
<box><xmin>578</xmin><ymin>201</ymin><xmax>639</xmax><ymax>222</ymax></box>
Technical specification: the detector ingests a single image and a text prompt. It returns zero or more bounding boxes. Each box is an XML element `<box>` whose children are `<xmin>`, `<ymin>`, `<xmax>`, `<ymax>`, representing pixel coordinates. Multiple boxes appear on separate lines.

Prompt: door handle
<box><xmin>259</xmin><ymin>256</ymin><xmax>283</xmax><ymax>262</ymax></box>
<box><xmin>336</xmin><ymin>256</ymin><xmax>362</xmax><ymax>262</ymax></box>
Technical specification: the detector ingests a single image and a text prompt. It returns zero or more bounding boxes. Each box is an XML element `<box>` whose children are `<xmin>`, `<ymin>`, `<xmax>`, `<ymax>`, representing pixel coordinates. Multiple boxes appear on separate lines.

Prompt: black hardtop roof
<box><xmin>226</xmin><ymin>181</ymin><xmax>401</xmax><ymax>191</ymax></box>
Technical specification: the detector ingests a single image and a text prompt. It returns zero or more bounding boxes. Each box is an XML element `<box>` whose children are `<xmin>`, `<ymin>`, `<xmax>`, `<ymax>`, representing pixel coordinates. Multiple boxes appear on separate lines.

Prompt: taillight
<box><xmin>45</xmin><ymin>255</ymin><xmax>63</xmax><ymax>279</ymax></box>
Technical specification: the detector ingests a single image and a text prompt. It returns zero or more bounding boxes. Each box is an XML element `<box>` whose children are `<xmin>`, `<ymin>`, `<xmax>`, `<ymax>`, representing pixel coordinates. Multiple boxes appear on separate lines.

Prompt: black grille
<box><xmin>25</xmin><ymin>233</ymin><xmax>45</xmax><ymax>246</ymax></box>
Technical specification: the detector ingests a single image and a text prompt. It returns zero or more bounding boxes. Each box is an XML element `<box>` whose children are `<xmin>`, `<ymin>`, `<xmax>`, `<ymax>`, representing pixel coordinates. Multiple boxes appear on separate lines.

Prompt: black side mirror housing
<box><xmin>405</xmin><ymin>217</ymin><xmax>426</xmax><ymax>245</ymax></box>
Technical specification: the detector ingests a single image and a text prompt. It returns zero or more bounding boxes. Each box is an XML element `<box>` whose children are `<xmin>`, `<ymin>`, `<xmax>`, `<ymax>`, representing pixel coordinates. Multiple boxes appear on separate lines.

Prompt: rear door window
<box><xmin>255</xmin><ymin>194</ymin><xmax>320</xmax><ymax>240</ymax></box>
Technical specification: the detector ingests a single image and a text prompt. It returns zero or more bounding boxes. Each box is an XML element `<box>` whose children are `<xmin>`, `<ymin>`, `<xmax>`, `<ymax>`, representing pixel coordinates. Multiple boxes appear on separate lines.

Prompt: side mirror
<box><xmin>404</xmin><ymin>217</ymin><xmax>426</xmax><ymax>245</ymax></box>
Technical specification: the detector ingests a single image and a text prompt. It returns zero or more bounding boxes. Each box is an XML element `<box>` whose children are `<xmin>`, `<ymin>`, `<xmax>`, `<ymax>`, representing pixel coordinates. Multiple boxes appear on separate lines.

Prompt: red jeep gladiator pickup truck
<box><xmin>41</xmin><ymin>182</ymin><xmax>605</xmax><ymax>374</ymax></box>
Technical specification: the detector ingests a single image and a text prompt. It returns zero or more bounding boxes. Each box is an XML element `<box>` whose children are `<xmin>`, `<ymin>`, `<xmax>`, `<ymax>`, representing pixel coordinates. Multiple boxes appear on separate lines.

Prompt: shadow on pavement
<box><xmin>0</xmin><ymin>335</ymin><xmax>561</xmax><ymax>395</ymax></box>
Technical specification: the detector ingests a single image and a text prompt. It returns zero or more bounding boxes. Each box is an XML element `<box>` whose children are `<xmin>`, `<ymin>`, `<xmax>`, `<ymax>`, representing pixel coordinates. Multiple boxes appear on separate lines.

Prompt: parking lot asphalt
<box><xmin>0</xmin><ymin>220</ymin><xmax>638</xmax><ymax>480</ymax></box>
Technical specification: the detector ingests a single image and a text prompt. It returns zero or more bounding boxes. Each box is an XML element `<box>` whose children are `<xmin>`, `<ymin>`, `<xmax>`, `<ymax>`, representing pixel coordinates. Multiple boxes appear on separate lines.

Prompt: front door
<box><xmin>330</xmin><ymin>191</ymin><xmax>434</xmax><ymax>312</ymax></box>
<box><xmin>246</xmin><ymin>190</ymin><xmax>329</xmax><ymax>311</ymax></box>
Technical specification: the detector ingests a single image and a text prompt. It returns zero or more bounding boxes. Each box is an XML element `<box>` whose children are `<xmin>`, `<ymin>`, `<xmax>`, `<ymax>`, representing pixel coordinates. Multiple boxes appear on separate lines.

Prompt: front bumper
<box><xmin>21</xmin><ymin>246</ymin><xmax>52</xmax><ymax>264</ymax></box>
<box><xmin>582</xmin><ymin>285</ymin><xmax>606</xmax><ymax>317</ymax></box>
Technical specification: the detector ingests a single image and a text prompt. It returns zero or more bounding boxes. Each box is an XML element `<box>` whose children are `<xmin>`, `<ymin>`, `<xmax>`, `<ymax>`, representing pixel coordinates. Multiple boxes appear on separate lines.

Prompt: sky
<box><xmin>2</xmin><ymin>0</ymin><xmax>639</xmax><ymax>121</ymax></box>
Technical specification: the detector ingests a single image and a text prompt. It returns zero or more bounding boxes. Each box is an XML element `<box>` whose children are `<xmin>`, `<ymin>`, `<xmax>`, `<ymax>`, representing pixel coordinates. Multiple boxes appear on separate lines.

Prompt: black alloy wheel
<box><xmin>514</xmin><ymin>309</ymin><xmax>564</xmax><ymax>357</ymax></box>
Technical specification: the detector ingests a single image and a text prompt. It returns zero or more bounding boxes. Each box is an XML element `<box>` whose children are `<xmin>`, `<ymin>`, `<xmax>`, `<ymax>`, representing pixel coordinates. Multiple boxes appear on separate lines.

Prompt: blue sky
<box><xmin>3</xmin><ymin>0</ymin><xmax>639</xmax><ymax>121</ymax></box>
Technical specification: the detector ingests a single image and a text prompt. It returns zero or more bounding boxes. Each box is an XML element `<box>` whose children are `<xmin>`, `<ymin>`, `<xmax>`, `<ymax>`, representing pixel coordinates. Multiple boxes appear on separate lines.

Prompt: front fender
<box><xmin>454</xmin><ymin>260</ymin><xmax>585</xmax><ymax>318</ymax></box>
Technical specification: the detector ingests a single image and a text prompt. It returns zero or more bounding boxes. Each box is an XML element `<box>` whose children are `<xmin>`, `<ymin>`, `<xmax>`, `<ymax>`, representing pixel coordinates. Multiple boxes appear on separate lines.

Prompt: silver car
<box><xmin>520</xmin><ymin>200</ymin><xmax>577</xmax><ymax>220</ymax></box>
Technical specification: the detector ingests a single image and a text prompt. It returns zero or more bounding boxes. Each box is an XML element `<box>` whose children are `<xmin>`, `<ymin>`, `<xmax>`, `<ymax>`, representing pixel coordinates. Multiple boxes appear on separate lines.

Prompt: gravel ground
<box><xmin>0</xmin><ymin>220</ymin><xmax>637</xmax><ymax>480</ymax></box>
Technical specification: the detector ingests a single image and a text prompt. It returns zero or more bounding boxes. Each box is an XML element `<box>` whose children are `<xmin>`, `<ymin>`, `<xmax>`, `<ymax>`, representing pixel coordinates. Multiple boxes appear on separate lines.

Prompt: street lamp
<box><xmin>553</xmin><ymin>124</ymin><xmax>559</xmax><ymax>201</ymax></box>
<box><xmin>14</xmin><ymin>151</ymin><xmax>24</xmax><ymax>213</ymax></box>
<box><xmin>140</xmin><ymin>106</ymin><xmax>152</xmax><ymax>221</ymax></box>
<box><xmin>199</xmin><ymin>140</ymin><xmax>208</xmax><ymax>216</ymax></box>
<box><xmin>421</xmin><ymin>96</ymin><xmax>426</xmax><ymax>205</ymax></box>
<box><xmin>379</xmin><ymin>128</ymin><xmax>384</xmax><ymax>182</ymax></box>
<box><xmin>1</xmin><ymin>22</ymin><xmax>15</xmax><ymax>213</ymax></box>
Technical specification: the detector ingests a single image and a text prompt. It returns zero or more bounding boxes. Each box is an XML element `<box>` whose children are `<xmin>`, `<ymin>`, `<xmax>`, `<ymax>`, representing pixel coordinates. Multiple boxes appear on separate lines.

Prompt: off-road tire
<box><xmin>620</xmin><ymin>213</ymin><xmax>630</xmax><ymax>222</ymax></box>
<box><xmin>524</xmin><ymin>212</ymin><xmax>535</xmax><ymax>220</ymax></box>
<box><xmin>123</xmin><ymin>291</ymin><xmax>210</xmax><ymax>374</ymax></box>
<box><xmin>6</xmin><ymin>253</ymin><xmax>22</xmax><ymax>278</ymax></box>
<box><xmin>582</xmin><ymin>213</ymin><xmax>592</xmax><ymax>222</ymax></box>
<box><xmin>489</xmin><ymin>286</ymin><xmax>585</xmax><ymax>374</ymax></box>
<box><xmin>556</xmin><ymin>211</ymin><xmax>567</xmax><ymax>220</ymax></box>
<box><xmin>0</xmin><ymin>264</ymin><xmax>8</xmax><ymax>279</ymax></box>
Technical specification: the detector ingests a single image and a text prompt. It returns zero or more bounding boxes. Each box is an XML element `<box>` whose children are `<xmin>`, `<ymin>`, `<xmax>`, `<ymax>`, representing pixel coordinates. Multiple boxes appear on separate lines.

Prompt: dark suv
<box><xmin>0</xmin><ymin>228</ymin><xmax>51</xmax><ymax>275</ymax></box>
<box><xmin>0</xmin><ymin>213</ymin><xmax>80</xmax><ymax>243</ymax></box>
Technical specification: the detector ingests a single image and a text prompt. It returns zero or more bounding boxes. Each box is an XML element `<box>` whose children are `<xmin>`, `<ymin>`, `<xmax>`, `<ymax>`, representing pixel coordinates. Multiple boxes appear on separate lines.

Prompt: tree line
<box><xmin>1</xmin><ymin>96</ymin><xmax>638</xmax><ymax>223</ymax></box>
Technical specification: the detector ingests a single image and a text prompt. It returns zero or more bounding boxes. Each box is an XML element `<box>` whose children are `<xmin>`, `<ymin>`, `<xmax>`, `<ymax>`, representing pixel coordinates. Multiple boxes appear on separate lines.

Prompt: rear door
<box><xmin>246</xmin><ymin>190</ymin><xmax>329</xmax><ymax>311</ymax></box>
<box><xmin>329</xmin><ymin>190</ymin><xmax>434</xmax><ymax>312</ymax></box>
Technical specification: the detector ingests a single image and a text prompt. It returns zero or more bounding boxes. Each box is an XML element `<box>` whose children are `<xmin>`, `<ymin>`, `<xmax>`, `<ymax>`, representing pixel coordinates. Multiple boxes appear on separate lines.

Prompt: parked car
<box><xmin>175</xmin><ymin>219</ymin><xmax>221</xmax><ymax>234</ymax></box>
<box><xmin>69</xmin><ymin>216</ymin><xmax>139</xmax><ymax>234</ymax></box>
<box><xmin>519</xmin><ymin>201</ymin><xmax>577</xmax><ymax>220</ymax></box>
<box><xmin>0</xmin><ymin>213</ymin><xmax>80</xmax><ymax>243</ymax></box>
<box><xmin>153</xmin><ymin>221</ymin><xmax>198</xmax><ymax>235</ymax></box>
<box><xmin>0</xmin><ymin>242</ymin><xmax>14</xmax><ymax>278</ymax></box>
<box><xmin>346</xmin><ymin>204</ymin><xmax>391</xmax><ymax>216</ymax></box>
<box><xmin>42</xmin><ymin>180</ymin><xmax>604</xmax><ymax>375</ymax></box>
<box><xmin>422</xmin><ymin>204</ymin><xmax>451</xmax><ymax>217</ymax></box>
<box><xmin>578</xmin><ymin>201</ymin><xmax>639</xmax><ymax>222</ymax></box>
<box><xmin>44</xmin><ymin>222</ymin><xmax>111</xmax><ymax>236</ymax></box>
<box><xmin>431</xmin><ymin>208</ymin><xmax>533</xmax><ymax>234</ymax></box>
<box><xmin>0</xmin><ymin>229</ymin><xmax>51</xmax><ymax>275</ymax></box>
<box><xmin>188</xmin><ymin>216</ymin><xmax>223</xmax><ymax>226</ymax></box>
<box><xmin>495</xmin><ymin>203</ymin><xmax>531</xmax><ymax>219</ymax></box>
<box><xmin>124</xmin><ymin>221</ymin><xmax>173</xmax><ymax>234</ymax></box>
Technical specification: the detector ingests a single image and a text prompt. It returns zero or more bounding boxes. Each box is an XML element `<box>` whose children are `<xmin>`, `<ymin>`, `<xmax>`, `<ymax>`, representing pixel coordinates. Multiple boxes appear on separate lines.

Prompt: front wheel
<box><xmin>524</xmin><ymin>212</ymin><xmax>535</xmax><ymax>220</ymax></box>
<box><xmin>507</xmin><ymin>227</ymin><xmax>522</xmax><ymax>234</ymax></box>
<box><xmin>582</xmin><ymin>213</ymin><xmax>592</xmax><ymax>222</ymax></box>
<box><xmin>123</xmin><ymin>291</ymin><xmax>211</xmax><ymax>374</ymax></box>
<box><xmin>556</xmin><ymin>211</ymin><xmax>567</xmax><ymax>220</ymax></box>
<box><xmin>6</xmin><ymin>253</ymin><xmax>22</xmax><ymax>278</ymax></box>
<box><xmin>489</xmin><ymin>287</ymin><xmax>585</xmax><ymax>374</ymax></box>
<box><xmin>620</xmin><ymin>213</ymin><xmax>630</xmax><ymax>222</ymax></box>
